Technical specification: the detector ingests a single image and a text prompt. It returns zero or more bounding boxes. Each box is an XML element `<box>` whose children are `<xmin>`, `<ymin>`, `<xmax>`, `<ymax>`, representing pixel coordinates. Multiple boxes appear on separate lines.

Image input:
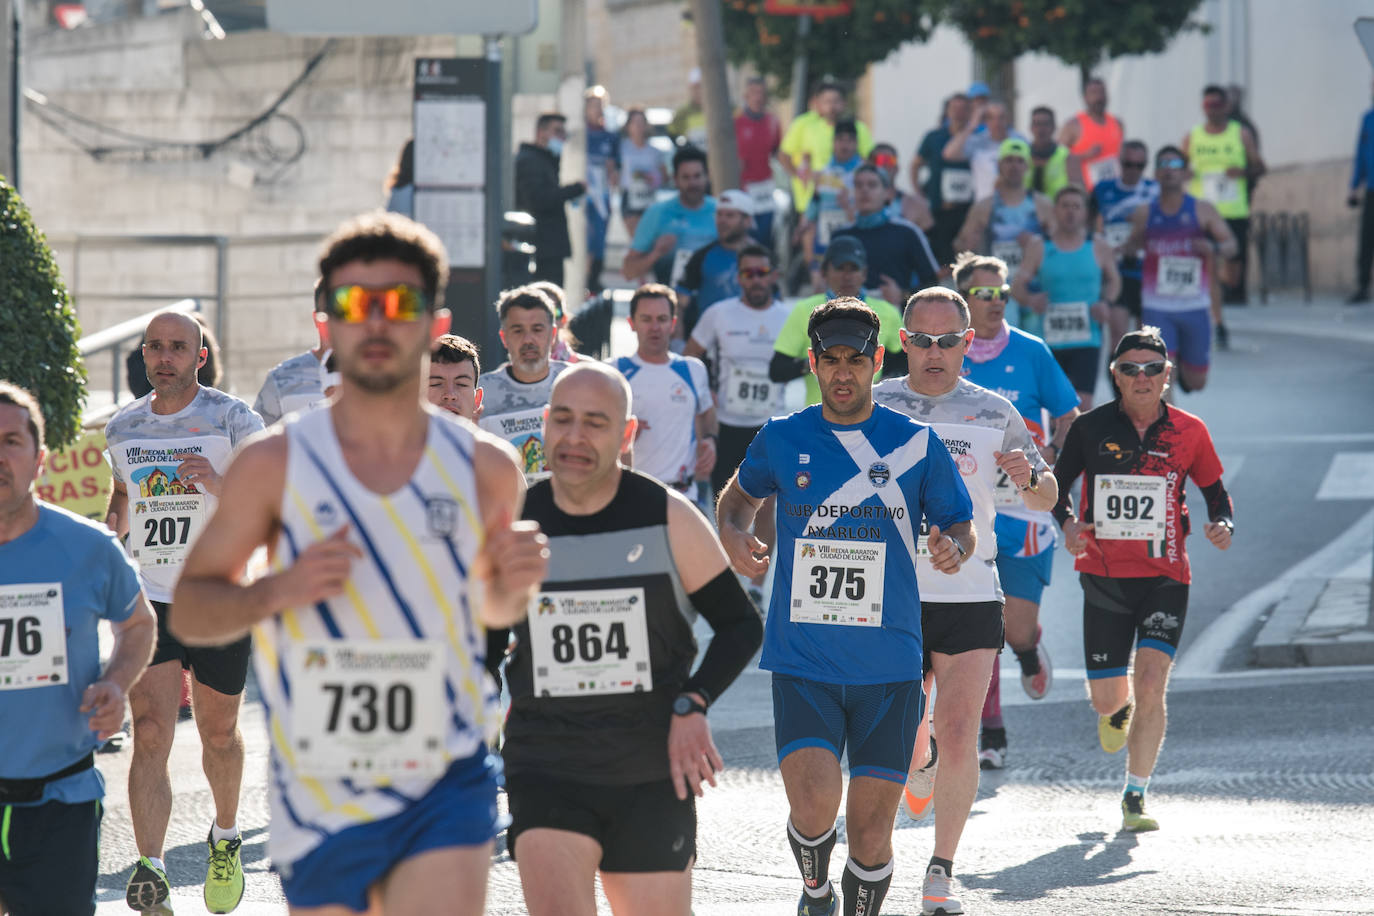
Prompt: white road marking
<box><xmin>1175</xmin><ymin>506</ymin><xmax>1374</xmax><ymax>677</ymax></box>
<box><xmin>1316</xmin><ymin>451</ymin><xmax>1374</xmax><ymax>500</ymax></box>
<box><xmin>1216</xmin><ymin>432</ymin><xmax>1374</xmax><ymax>445</ymax></box>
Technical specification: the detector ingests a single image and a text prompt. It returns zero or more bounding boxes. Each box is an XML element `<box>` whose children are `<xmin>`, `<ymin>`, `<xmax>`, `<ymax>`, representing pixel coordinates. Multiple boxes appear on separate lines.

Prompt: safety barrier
<box><xmin>1253</xmin><ymin>211</ymin><xmax>1311</xmax><ymax>304</ymax></box>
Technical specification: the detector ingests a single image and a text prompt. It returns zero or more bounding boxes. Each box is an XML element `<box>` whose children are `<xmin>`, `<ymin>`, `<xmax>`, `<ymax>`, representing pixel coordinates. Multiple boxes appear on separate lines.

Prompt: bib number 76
<box><xmin>808</xmin><ymin>565</ymin><xmax>865</xmax><ymax>601</ymax></box>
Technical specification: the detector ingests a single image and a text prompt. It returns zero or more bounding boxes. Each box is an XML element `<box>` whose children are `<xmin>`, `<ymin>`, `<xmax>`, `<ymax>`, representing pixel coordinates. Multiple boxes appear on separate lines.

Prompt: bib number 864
<box><xmin>808</xmin><ymin>566</ymin><xmax>865</xmax><ymax>601</ymax></box>
<box><xmin>321</xmin><ymin>682</ymin><xmax>413</xmax><ymax>734</ymax></box>
<box><xmin>1104</xmin><ymin>494</ymin><xmax>1154</xmax><ymax>521</ymax></box>
<box><xmin>551</xmin><ymin>622</ymin><xmax>630</xmax><ymax>664</ymax></box>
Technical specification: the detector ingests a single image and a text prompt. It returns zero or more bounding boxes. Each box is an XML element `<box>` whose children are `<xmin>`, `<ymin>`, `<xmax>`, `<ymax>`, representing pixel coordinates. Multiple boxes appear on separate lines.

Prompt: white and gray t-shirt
<box><xmin>873</xmin><ymin>376</ymin><xmax>1047</xmax><ymax>603</ymax></box>
<box><xmin>612</xmin><ymin>353</ymin><xmax>712</xmax><ymax>489</ymax></box>
<box><xmin>688</xmin><ymin>296</ymin><xmax>791</xmax><ymax>430</ymax></box>
<box><xmin>254</xmin><ymin>350</ymin><xmax>324</xmax><ymax>426</ymax></box>
<box><xmin>105</xmin><ymin>386</ymin><xmax>265</xmax><ymax>602</ymax></box>
<box><xmin>476</xmin><ymin>361</ymin><xmax>570</xmax><ymax>481</ymax></box>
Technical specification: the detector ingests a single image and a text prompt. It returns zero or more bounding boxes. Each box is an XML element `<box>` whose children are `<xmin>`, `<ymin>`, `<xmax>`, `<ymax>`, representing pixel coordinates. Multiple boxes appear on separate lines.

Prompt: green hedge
<box><xmin>0</xmin><ymin>174</ymin><xmax>87</xmax><ymax>451</ymax></box>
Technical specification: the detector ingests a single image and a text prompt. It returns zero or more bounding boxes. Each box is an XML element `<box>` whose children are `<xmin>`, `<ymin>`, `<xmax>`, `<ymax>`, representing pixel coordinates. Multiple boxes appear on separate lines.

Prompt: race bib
<box><xmin>817</xmin><ymin>209</ymin><xmax>850</xmax><ymax>247</ymax></box>
<box><xmin>528</xmin><ymin>588</ymin><xmax>652</xmax><ymax>697</ymax></box>
<box><xmin>1201</xmin><ymin>172</ymin><xmax>1239</xmax><ymax>205</ymax></box>
<box><xmin>479</xmin><ymin>407</ymin><xmax>548</xmax><ymax>482</ymax></box>
<box><xmin>289</xmin><ymin>640</ymin><xmax>448</xmax><ymax>780</ymax></box>
<box><xmin>627</xmin><ymin>176</ymin><xmax>655</xmax><ymax>211</ymax></box>
<box><xmin>1088</xmin><ymin>157</ymin><xmax>1121</xmax><ymax>185</ymax></box>
<box><xmin>1156</xmin><ymin>255</ymin><xmax>1202</xmax><ymax>299</ymax></box>
<box><xmin>991</xmin><ymin>239</ymin><xmax>1023</xmax><ymax>271</ymax></box>
<box><xmin>723</xmin><ymin>364</ymin><xmax>779</xmax><ymax>420</ymax></box>
<box><xmin>1093</xmin><ymin>474</ymin><xmax>1167</xmax><ymax>540</ymax></box>
<box><xmin>747</xmin><ymin>180</ymin><xmax>776</xmax><ymax>212</ymax></box>
<box><xmin>669</xmin><ymin>247</ymin><xmax>694</xmax><ymax>287</ymax></box>
<box><xmin>993</xmin><ymin>468</ymin><xmax>1020</xmax><ymax>508</ymax></box>
<box><xmin>0</xmin><ymin>583</ymin><xmax>68</xmax><ymax>690</ymax></box>
<box><xmin>790</xmin><ymin>539</ymin><xmax>885</xmax><ymax>626</ymax></box>
<box><xmin>129</xmin><ymin>495</ymin><xmax>206</xmax><ymax>569</ymax></box>
<box><xmin>940</xmin><ymin>168</ymin><xmax>974</xmax><ymax>204</ymax></box>
<box><xmin>1104</xmin><ymin>222</ymin><xmax>1133</xmax><ymax>250</ymax></box>
<box><xmin>1043</xmin><ymin>301</ymin><xmax>1093</xmax><ymax>346</ymax></box>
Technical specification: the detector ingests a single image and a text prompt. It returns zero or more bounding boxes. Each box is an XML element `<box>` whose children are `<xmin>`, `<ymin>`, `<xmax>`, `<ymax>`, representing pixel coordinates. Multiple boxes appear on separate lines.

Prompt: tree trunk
<box><xmin>1</xmin><ymin>0</ymin><xmax>16</xmax><ymax>185</ymax></box>
<box><xmin>689</xmin><ymin>0</ymin><xmax>740</xmax><ymax>192</ymax></box>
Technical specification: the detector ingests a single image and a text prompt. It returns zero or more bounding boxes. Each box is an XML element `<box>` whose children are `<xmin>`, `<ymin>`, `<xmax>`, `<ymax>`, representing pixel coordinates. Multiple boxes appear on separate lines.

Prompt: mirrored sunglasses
<box><xmin>325</xmin><ymin>284</ymin><xmax>431</xmax><ymax>323</ymax></box>
<box><xmin>965</xmin><ymin>285</ymin><xmax>1009</xmax><ymax>301</ymax></box>
<box><xmin>904</xmin><ymin>329</ymin><xmax>970</xmax><ymax>350</ymax></box>
<box><xmin>1113</xmin><ymin>359</ymin><xmax>1168</xmax><ymax>377</ymax></box>
<box><xmin>738</xmin><ymin>267</ymin><xmax>772</xmax><ymax>280</ymax></box>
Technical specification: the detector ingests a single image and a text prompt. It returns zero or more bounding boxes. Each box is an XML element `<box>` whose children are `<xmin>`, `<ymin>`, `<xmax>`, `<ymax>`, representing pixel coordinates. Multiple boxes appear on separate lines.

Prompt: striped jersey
<box><xmin>254</xmin><ymin>406</ymin><xmax>496</xmax><ymax>867</ymax></box>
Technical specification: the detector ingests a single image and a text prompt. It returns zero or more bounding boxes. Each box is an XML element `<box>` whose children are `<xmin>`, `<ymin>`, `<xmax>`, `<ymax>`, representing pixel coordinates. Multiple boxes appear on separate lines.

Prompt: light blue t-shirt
<box><xmin>737</xmin><ymin>404</ymin><xmax>972</xmax><ymax>685</ymax></box>
<box><xmin>0</xmin><ymin>504</ymin><xmax>141</xmax><ymax>805</ymax></box>
<box><xmin>630</xmin><ymin>195</ymin><xmax>718</xmax><ymax>285</ymax></box>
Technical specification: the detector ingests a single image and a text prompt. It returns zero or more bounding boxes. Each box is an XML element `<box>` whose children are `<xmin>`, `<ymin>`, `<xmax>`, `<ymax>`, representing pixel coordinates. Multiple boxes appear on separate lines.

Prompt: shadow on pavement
<box><xmin>961</xmin><ymin>830</ymin><xmax>1151</xmax><ymax>901</ymax></box>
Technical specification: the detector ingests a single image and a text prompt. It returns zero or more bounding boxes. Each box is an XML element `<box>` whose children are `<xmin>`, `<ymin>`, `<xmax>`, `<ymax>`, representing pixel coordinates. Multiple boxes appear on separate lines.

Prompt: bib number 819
<box><xmin>1104</xmin><ymin>494</ymin><xmax>1154</xmax><ymax>520</ymax></box>
<box><xmin>551</xmin><ymin>622</ymin><xmax>630</xmax><ymax>664</ymax></box>
<box><xmin>321</xmin><ymin>682</ymin><xmax>413</xmax><ymax>735</ymax></box>
<box><xmin>808</xmin><ymin>565</ymin><xmax>865</xmax><ymax>601</ymax></box>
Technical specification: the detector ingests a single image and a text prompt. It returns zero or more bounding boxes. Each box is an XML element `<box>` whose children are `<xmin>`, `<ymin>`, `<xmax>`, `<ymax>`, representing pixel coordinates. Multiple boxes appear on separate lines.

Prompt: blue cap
<box><xmin>968</xmin><ymin>80</ymin><xmax>991</xmax><ymax>99</ymax></box>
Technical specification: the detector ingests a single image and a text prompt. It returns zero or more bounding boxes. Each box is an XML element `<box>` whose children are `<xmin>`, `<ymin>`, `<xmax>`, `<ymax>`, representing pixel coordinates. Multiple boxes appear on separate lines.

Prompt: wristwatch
<box><xmin>672</xmin><ymin>694</ymin><xmax>708</xmax><ymax>717</ymax></box>
<box><xmin>1215</xmin><ymin>518</ymin><xmax>1234</xmax><ymax>535</ymax></box>
<box><xmin>1020</xmin><ymin>467</ymin><xmax>1040</xmax><ymax>492</ymax></box>
<box><xmin>949</xmin><ymin>537</ymin><xmax>967</xmax><ymax>563</ymax></box>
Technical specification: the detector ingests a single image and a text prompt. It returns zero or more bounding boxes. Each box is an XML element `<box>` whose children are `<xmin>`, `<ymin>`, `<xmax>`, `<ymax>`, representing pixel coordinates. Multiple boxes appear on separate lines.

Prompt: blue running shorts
<box><xmin>996</xmin><ymin>548</ymin><xmax>1055</xmax><ymax>604</ymax></box>
<box><xmin>772</xmin><ymin>673</ymin><xmax>924</xmax><ymax>784</ymax></box>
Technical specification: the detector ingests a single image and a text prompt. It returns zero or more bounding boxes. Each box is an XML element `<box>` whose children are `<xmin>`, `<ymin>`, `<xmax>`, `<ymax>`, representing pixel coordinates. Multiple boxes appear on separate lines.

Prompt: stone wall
<box><xmin>1249</xmin><ymin>158</ymin><xmax>1360</xmax><ymax>299</ymax></box>
<box><xmin>20</xmin><ymin>9</ymin><xmax>453</xmax><ymax>396</ymax></box>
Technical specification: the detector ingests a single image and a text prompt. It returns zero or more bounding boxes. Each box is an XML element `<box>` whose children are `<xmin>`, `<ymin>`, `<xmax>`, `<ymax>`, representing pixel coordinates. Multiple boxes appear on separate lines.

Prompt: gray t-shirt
<box><xmin>476</xmin><ymin>361</ymin><xmax>570</xmax><ymax>481</ymax></box>
<box><xmin>253</xmin><ymin>350</ymin><xmax>324</xmax><ymax>426</ymax></box>
<box><xmin>105</xmin><ymin>386</ymin><xmax>265</xmax><ymax>602</ymax></box>
<box><xmin>872</xmin><ymin>376</ymin><xmax>1046</xmax><ymax>603</ymax></box>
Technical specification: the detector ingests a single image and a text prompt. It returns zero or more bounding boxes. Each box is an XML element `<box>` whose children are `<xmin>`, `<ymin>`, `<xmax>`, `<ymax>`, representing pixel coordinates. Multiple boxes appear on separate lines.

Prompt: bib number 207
<box><xmin>143</xmin><ymin>516</ymin><xmax>191</xmax><ymax>548</ymax></box>
<box><xmin>550</xmin><ymin>622</ymin><xmax>630</xmax><ymax>664</ymax></box>
<box><xmin>321</xmin><ymin>682</ymin><xmax>413</xmax><ymax>735</ymax></box>
<box><xmin>808</xmin><ymin>566</ymin><xmax>866</xmax><ymax>601</ymax></box>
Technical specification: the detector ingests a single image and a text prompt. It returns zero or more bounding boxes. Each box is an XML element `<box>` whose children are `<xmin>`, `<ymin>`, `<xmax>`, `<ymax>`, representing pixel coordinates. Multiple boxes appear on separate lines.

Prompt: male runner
<box><xmin>771</xmin><ymin>237</ymin><xmax>906</xmax><ymax>405</ymax></box>
<box><xmin>685</xmin><ymin>244</ymin><xmax>789</xmax><ymax>595</ymax></box>
<box><xmin>1092</xmin><ymin>141</ymin><xmax>1159</xmax><ymax>353</ymax></box>
<box><xmin>0</xmin><ymin>383</ymin><xmax>156</xmax><ymax>916</ymax></box>
<box><xmin>614</xmin><ymin>285</ymin><xmax>716</xmax><ymax>492</ymax></box>
<box><xmin>1183</xmin><ymin>85</ymin><xmax>1264</xmax><ymax>307</ymax></box>
<box><xmin>943</xmin><ymin>100</ymin><xmax>1023</xmax><ymax>201</ymax></box>
<box><xmin>954</xmin><ymin>254</ymin><xmax>1080</xmax><ymax>769</ymax></box>
<box><xmin>678</xmin><ymin>189</ymin><xmax>758</xmax><ymax>333</ymax></box>
<box><xmin>1012</xmin><ymin>186</ymin><xmax>1121</xmax><ymax>409</ymax></box>
<box><xmin>779</xmin><ymin>82</ymin><xmax>875</xmax><ymax>220</ymax></box>
<box><xmin>1053</xmin><ymin>327</ymin><xmax>1234</xmax><ymax>832</ymax></box>
<box><xmin>502</xmin><ymin>362</ymin><xmax>763</xmax><ymax>916</ymax></box>
<box><xmin>170</xmin><ymin>211</ymin><xmax>549</xmax><ymax>914</ymax></box>
<box><xmin>104</xmin><ymin>311</ymin><xmax>266</xmax><ymax>914</ymax></box>
<box><xmin>832</xmin><ymin>164</ymin><xmax>941</xmax><ymax>307</ymax></box>
<box><xmin>1059</xmin><ymin>77</ymin><xmax>1125</xmax><ymax>191</ymax></box>
<box><xmin>1024</xmin><ymin>106</ymin><xmax>1077</xmax><ymax>199</ymax></box>
<box><xmin>954</xmin><ymin>139</ymin><xmax>1052</xmax><ymax>327</ymax></box>
<box><xmin>800</xmin><ymin>119</ymin><xmax>864</xmax><ymax>277</ymax></box>
<box><xmin>427</xmin><ymin>334</ymin><xmax>483</xmax><ymax>421</ymax></box>
<box><xmin>873</xmin><ymin>289</ymin><xmax>1057</xmax><ymax>916</ymax></box>
<box><xmin>911</xmin><ymin>93</ymin><xmax>975</xmax><ymax>267</ymax></box>
<box><xmin>735</xmin><ymin>75</ymin><xmax>782</xmax><ymax>243</ymax></box>
<box><xmin>718</xmin><ymin>298</ymin><xmax>975</xmax><ymax>916</ymax></box>
<box><xmin>622</xmin><ymin>146</ymin><xmax>717</xmax><ymax>288</ymax></box>
<box><xmin>254</xmin><ymin>282</ymin><xmax>327</xmax><ymax>426</ymax></box>
<box><xmin>478</xmin><ymin>286</ymin><xmax>571</xmax><ymax>481</ymax></box>
<box><xmin>1119</xmin><ymin>146</ymin><xmax>1236</xmax><ymax>395</ymax></box>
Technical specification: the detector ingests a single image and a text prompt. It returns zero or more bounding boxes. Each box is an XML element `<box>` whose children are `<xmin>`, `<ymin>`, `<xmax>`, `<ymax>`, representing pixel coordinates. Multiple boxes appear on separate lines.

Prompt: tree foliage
<box><xmin>0</xmin><ymin>175</ymin><xmax>87</xmax><ymax>451</ymax></box>
<box><xmin>721</xmin><ymin>0</ymin><xmax>939</xmax><ymax>92</ymax></box>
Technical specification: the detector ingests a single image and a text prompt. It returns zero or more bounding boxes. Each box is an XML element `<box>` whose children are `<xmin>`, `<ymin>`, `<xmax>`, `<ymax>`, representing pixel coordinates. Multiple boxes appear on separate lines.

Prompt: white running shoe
<box><xmin>921</xmin><ymin>863</ymin><xmax>965</xmax><ymax>915</ymax></box>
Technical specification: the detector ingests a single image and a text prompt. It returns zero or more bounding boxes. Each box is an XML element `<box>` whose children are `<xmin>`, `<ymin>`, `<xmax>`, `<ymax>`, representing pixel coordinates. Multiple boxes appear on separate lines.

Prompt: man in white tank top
<box><xmin>169</xmin><ymin>212</ymin><xmax>550</xmax><ymax>915</ymax></box>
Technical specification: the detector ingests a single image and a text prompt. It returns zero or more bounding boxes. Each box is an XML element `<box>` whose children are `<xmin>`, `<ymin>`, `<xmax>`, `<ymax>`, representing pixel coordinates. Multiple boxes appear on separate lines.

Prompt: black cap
<box><xmin>1112</xmin><ymin>328</ymin><xmax>1168</xmax><ymax>362</ymax></box>
<box><xmin>822</xmin><ymin>235</ymin><xmax>867</xmax><ymax>269</ymax></box>
<box><xmin>810</xmin><ymin>317</ymin><xmax>880</xmax><ymax>359</ymax></box>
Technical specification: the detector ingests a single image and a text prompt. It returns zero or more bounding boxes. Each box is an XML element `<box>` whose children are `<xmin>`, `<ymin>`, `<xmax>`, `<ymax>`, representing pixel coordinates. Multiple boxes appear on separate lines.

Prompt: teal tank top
<box><xmin>1032</xmin><ymin>237</ymin><xmax>1102</xmax><ymax>350</ymax></box>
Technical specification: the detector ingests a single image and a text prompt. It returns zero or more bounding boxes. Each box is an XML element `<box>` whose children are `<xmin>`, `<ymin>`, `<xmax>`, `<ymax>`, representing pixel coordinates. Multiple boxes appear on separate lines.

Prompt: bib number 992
<box><xmin>808</xmin><ymin>566</ymin><xmax>866</xmax><ymax>601</ymax></box>
<box><xmin>1104</xmin><ymin>494</ymin><xmax>1154</xmax><ymax>521</ymax></box>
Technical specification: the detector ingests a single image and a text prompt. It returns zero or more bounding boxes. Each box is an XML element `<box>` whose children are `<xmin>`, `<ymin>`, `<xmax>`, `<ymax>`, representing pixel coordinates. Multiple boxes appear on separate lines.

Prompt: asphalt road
<box><xmin>90</xmin><ymin>301</ymin><xmax>1374</xmax><ymax>914</ymax></box>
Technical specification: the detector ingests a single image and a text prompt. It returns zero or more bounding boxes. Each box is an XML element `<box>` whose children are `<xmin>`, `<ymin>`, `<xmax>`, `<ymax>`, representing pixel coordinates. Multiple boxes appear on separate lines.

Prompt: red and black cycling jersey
<box><xmin>1052</xmin><ymin>400</ymin><xmax>1232</xmax><ymax>584</ymax></box>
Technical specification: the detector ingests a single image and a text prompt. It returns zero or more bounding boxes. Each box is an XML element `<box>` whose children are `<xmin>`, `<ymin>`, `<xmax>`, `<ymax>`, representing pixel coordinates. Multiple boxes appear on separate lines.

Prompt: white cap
<box><xmin>717</xmin><ymin>188</ymin><xmax>754</xmax><ymax>216</ymax></box>
<box><xmin>689</xmin><ymin>67</ymin><xmax>702</xmax><ymax>85</ymax></box>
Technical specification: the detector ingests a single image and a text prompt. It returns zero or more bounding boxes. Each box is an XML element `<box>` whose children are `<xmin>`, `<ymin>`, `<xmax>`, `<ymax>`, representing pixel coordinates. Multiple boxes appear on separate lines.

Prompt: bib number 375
<box><xmin>790</xmin><ymin>539</ymin><xmax>885</xmax><ymax>627</ymax></box>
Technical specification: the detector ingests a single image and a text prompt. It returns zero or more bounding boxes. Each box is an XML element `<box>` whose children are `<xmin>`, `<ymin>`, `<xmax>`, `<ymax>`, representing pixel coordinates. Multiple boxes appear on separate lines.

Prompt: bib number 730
<box><xmin>321</xmin><ymin>682</ymin><xmax>413</xmax><ymax>735</ymax></box>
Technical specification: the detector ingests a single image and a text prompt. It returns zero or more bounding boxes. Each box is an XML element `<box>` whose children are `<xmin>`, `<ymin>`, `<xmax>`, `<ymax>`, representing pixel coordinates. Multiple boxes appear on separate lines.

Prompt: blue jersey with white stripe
<box><xmin>255</xmin><ymin>406</ymin><xmax>495</xmax><ymax>867</ymax></box>
<box><xmin>737</xmin><ymin>404</ymin><xmax>972</xmax><ymax>684</ymax></box>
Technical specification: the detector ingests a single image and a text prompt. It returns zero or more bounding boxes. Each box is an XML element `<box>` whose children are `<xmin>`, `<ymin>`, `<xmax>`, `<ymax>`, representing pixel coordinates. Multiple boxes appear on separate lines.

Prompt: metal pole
<box><xmin>215</xmin><ymin>237</ymin><xmax>228</xmax><ymax>388</ymax></box>
<box><xmin>691</xmin><ymin>0</ymin><xmax>739</xmax><ymax>192</ymax></box>
<box><xmin>483</xmin><ymin>36</ymin><xmax>504</xmax><ymax>361</ymax></box>
<box><xmin>789</xmin><ymin>14</ymin><xmax>811</xmax><ymax>119</ymax></box>
<box><xmin>3</xmin><ymin>0</ymin><xmax>19</xmax><ymax>187</ymax></box>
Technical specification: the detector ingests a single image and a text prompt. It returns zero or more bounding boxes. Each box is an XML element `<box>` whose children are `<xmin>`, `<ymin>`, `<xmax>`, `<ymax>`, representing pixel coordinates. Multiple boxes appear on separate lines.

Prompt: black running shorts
<box><xmin>1080</xmin><ymin>573</ymin><xmax>1190</xmax><ymax>680</ymax></box>
<box><xmin>506</xmin><ymin>775</ymin><xmax>696</xmax><ymax>872</ymax></box>
<box><xmin>0</xmin><ymin>799</ymin><xmax>101</xmax><ymax>915</ymax></box>
<box><xmin>921</xmin><ymin>600</ymin><xmax>1005</xmax><ymax>672</ymax></box>
<box><xmin>150</xmin><ymin>601</ymin><xmax>252</xmax><ymax>696</ymax></box>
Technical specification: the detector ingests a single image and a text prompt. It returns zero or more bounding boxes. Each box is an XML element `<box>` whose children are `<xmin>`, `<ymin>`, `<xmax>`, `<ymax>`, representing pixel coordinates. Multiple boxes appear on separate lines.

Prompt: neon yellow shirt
<box><xmin>773</xmin><ymin>293</ymin><xmax>903</xmax><ymax>404</ymax></box>
<box><xmin>780</xmin><ymin>112</ymin><xmax>875</xmax><ymax>213</ymax></box>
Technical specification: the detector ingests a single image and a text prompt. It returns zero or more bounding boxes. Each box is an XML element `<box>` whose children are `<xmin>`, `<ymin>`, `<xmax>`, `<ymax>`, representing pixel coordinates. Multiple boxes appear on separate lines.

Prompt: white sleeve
<box><xmin>688</xmin><ymin>306</ymin><xmax>717</xmax><ymax>351</ymax></box>
<box><xmin>690</xmin><ymin>358</ymin><xmax>713</xmax><ymax>414</ymax></box>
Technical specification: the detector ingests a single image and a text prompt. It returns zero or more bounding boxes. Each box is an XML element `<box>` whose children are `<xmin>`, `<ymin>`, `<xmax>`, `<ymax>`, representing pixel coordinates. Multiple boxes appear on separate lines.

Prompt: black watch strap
<box><xmin>673</xmin><ymin>694</ymin><xmax>708</xmax><ymax>716</ymax></box>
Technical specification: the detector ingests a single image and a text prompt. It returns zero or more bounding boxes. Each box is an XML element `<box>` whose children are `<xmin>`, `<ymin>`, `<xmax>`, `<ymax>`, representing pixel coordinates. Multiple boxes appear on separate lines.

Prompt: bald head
<box><xmin>142</xmin><ymin>309</ymin><xmax>207</xmax><ymax>398</ymax></box>
<box><xmin>550</xmin><ymin>362</ymin><xmax>632</xmax><ymax>423</ymax></box>
<box><xmin>144</xmin><ymin>310</ymin><xmax>203</xmax><ymax>348</ymax></box>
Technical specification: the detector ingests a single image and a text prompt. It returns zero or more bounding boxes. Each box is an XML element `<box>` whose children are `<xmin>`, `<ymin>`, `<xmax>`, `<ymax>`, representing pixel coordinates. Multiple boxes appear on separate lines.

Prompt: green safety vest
<box><xmin>1188</xmin><ymin>120</ymin><xmax>1249</xmax><ymax>218</ymax></box>
<box><xmin>1025</xmin><ymin>145</ymin><xmax>1071</xmax><ymax>198</ymax></box>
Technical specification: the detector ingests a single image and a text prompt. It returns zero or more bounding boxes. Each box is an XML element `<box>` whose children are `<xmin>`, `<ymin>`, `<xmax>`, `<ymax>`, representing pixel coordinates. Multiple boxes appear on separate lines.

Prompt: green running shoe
<box><xmin>204</xmin><ymin>831</ymin><xmax>245</xmax><ymax>913</ymax></box>
<box><xmin>797</xmin><ymin>889</ymin><xmax>838</xmax><ymax>915</ymax></box>
<box><xmin>1098</xmin><ymin>702</ymin><xmax>1132</xmax><ymax>754</ymax></box>
<box><xmin>1122</xmin><ymin>791</ymin><xmax>1160</xmax><ymax>832</ymax></box>
<box><xmin>125</xmin><ymin>856</ymin><xmax>170</xmax><ymax>911</ymax></box>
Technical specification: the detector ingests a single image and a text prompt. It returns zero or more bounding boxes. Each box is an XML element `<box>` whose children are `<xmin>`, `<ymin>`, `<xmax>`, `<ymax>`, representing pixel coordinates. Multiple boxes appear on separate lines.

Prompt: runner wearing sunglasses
<box><xmin>1118</xmin><ymin>146</ymin><xmax>1237</xmax><ymax>396</ymax></box>
<box><xmin>1051</xmin><ymin>326</ymin><xmax>1234</xmax><ymax>833</ymax></box>
<box><xmin>873</xmin><ymin>287</ymin><xmax>1056</xmax><ymax>916</ymax></box>
<box><xmin>954</xmin><ymin>253</ymin><xmax>1081</xmax><ymax>772</ymax></box>
<box><xmin>1091</xmin><ymin>140</ymin><xmax>1159</xmax><ymax>356</ymax></box>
